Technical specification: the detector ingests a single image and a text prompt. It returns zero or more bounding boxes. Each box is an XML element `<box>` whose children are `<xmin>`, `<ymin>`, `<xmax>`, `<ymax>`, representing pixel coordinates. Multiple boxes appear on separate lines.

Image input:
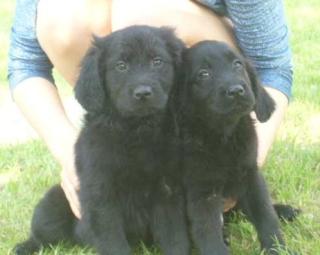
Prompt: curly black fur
<box><xmin>14</xmin><ymin>25</ymin><xmax>190</xmax><ymax>255</ymax></box>
<box><xmin>176</xmin><ymin>41</ymin><xmax>296</xmax><ymax>255</ymax></box>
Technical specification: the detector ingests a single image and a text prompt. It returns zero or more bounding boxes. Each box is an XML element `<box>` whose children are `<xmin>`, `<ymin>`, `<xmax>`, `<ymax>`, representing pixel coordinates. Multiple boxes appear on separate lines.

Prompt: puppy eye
<box><xmin>197</xmin><ymin>69</ymin><xmax>210</xmax><ymax>80</ymax></box>
<box><xmin>115</xmin><ymin>61</ymin><xmax>128</xmax><ymax>72</ymax></box>
<box><xmin>152</xmin><ymin>57</ymin><xmax>163</xmax><ymax>67</ymax></box>
<box><xmin>233</xmin><ymin>60</ymin><xmax>243</xmax><ymax>69</ymax></box>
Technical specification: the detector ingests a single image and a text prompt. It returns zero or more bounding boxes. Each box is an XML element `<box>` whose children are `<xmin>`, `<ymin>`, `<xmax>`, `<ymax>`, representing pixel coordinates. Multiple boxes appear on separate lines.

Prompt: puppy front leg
<box><xmin>238</xmin><ymin>170</ymin><xmax>285</xmax><ymax>255</ymax></box>
<box><xmin>81</xmin><ymin>205</ymin><xmax>131</xmax><ymax>255</ymax></box>
<box><xmin>187</xmin><ymin>189</ymin><xmax>229</xmax><ymax>255</ymax></box>
<box><xmin>151</xmin><ymin>192</ymin><xmax>190</xmax><ymax>255</ymax></box>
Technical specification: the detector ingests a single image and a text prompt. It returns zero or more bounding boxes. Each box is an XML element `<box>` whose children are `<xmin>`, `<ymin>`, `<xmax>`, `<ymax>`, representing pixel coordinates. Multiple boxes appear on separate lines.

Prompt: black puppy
<box><xmin>178</xmin><ymin>41</ymin><xmax>295</xmax><ymax>255</ymax></box>
<box><xmin>15</xmin><ymin>26</ymin><xmax>190</xmax><ymax>255</ymax></box>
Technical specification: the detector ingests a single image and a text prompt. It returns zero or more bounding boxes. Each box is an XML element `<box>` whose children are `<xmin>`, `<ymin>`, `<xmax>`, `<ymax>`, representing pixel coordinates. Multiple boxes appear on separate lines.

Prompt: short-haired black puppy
<box><xmin>178</xmin><ymin>41</ymin><xmax>296</xmax><ymax>255</ymax></box>
<box><xmin>14</xmin><ymin>25</ymin><xmax>190</xmax><ymax>255</ymax></box>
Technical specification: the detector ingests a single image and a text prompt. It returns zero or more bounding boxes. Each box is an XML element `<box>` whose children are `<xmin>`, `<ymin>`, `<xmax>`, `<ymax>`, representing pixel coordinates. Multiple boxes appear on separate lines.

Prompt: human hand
<box><xmin>223</xmin><ymin>197</ymin><xmax>237</xmax><ymax>212</ymax></box>
<box><xmin>55</xmin><ymin>126</ymin><xmax>82</xmax><ymax>219</ymax></box>
<box><xmin>60</xmin><ymin>156</ymin><xmax>81</xmax><ymax>219</ymax></box>
<box><xmin>41</xmin><ymin>122</ymin><xmax>81</xmax><ymax>219</ymax></box>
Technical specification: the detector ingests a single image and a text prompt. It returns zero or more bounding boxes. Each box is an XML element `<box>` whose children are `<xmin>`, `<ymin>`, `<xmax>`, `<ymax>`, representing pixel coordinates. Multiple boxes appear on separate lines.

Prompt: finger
<box><xmin>223</xmin><ymin>198</ymin><xmax>237</xmax><ymax>212</ymax></box>
<box><xmin>60</xmin><ymin>172</ymin><xmax>82</xmax><ymax>219</ymax></box>
<box><xmin>61</xmin><ymin>180</ymin><xmax>82</xmax><ymax>219</ymax></box>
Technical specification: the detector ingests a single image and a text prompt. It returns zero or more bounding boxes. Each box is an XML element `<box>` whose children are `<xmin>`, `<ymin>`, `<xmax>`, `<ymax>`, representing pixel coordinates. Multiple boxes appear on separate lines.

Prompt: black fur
<box><xmin>177</xmin><ymin>41</ymin><xmax>296</xmax><ymax>255</ymax></box>
<box><xmin>14</xmin><ymin>25</ymin><xmax>190</xmax><ymax>255</ymax></box>
<box><xmin>273</xmin><ymin>204</ymin><xmax>301</xmax><ymax>222</ymax></box>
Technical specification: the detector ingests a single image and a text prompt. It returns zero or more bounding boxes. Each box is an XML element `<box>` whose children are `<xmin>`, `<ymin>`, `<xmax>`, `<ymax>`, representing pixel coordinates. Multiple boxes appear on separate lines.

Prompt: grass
<box><xmin>0</xmin><ymin>0</ymin><xmax>319</xmax><ymax>254</ymax></box>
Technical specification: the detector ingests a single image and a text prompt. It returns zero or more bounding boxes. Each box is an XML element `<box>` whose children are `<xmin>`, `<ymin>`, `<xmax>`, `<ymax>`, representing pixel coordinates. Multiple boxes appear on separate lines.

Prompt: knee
<box><xmin>36</xmin><ymin>0</ymin><xmax>90</xmax><ymax>56</ymax></box>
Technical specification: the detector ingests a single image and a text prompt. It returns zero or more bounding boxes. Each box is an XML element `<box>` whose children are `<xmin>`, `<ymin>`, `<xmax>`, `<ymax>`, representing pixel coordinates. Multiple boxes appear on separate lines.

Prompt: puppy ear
<box><xmin>245</xmin><ymin>60</ymin><xmax>275</xmax><ymax>122</ymax></box>
<box><xmin>168</xmin><ymin>49</ymin><xmax>192</xmax><ymax>121</ymax></box>
<box><xmin>159</xmin><ymin>27</ymin><xmax>186</xmax><ymax>68</ymax></box>
<box><xmin>161</xmin><ymin>28</ymin><xmax>186</xmax><ymax>112</ymax></box>
<box><xmin>74</xmin><ymin>36</ymin><xmax>107</xmax><ymax>112</ymax></box>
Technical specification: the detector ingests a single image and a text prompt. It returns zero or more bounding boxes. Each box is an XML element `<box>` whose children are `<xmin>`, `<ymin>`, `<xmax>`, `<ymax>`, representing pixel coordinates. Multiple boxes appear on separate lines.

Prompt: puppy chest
<box><xmin>185</xmin><ymin>148</ymin><xmax>250</xmax><ymax>192</ymax></box>
<box><xmin>117</xmin><ymin>186</ymin><xmax>155</xmax><ymax>241</ymax></box>
<box><xmin>128</xmin><ymin>153</ymin><xmax>159</xmax><ymax>173</ymax></box>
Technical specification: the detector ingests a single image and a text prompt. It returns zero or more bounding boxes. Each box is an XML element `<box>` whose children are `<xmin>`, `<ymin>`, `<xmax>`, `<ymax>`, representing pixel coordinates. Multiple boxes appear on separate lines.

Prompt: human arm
<box><xmin>223</xmin><ymin>0</ymin><xmax>293</xmax><ymax>166</ymax></box>
<box><xmin>255</xmin><ymin>87</ymin><xmax>288</xmax><ymax>167</ymax></box>
<box><xmin>12</xmin><ymin>78</ymin><xmax>82</xmax><ymax>218</ymax></box>
<box><xmin>8</xmin><ymin>0</ymin><xmax>82</xmax><ymax>218</ymax></box>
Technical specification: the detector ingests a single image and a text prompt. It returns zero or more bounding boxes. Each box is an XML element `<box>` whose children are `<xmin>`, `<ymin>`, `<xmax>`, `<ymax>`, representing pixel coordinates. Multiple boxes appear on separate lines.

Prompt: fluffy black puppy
<box><xmin>14</xmin><ymin>25</ymin><xmax>190</xmax><ymax>255</ymax></box>
<box><xmin>178</xmin><ymin>41</ymin><xmax>295</xmax><ymax>255</ymax></box>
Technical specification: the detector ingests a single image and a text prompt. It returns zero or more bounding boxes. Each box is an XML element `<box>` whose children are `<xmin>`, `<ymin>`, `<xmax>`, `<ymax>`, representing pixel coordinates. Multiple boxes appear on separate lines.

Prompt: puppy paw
<box><xmin>273</xmin><ymin>203</ymin><xmax>301</xmax><ymax>222</ymax></box>
<box><xmin>14</xmin><ymin>239</ymin><xmax>40</xmax><ymax>255</ymax></box>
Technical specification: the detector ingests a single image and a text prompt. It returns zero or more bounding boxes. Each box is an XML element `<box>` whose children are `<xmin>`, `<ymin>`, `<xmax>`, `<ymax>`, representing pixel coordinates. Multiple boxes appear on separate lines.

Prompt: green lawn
<box><xmin>0</xmin><ymin>0</ymin><xmax>319</xmax><ymax>254</ymax></box>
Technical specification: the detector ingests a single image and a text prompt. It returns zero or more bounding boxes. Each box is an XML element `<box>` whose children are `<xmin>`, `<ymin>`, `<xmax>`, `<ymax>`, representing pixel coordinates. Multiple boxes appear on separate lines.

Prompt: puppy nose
<box><xmin>133</xmin><ymin>86</ymin><xmax>153</xmax><ymax>100</ymax></box>
<box><xmin>226</xmin><ymin>85</ymin><xmax>245</xmax><ymax>98</ymax></box>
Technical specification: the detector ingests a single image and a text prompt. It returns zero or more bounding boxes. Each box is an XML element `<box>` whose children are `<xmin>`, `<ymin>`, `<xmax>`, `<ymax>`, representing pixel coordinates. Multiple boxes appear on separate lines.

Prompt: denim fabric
<box><xmin>8</xmin><ymin>0</ymin><xmax>54</xmax><ymax>90</ymax></box>
<box><xmin>197</xmin><ymin>0</ymin><xmax>293</xmax><ymax>99</ymax></box>
<box><xmin>8</xmin><ymin>0</ymin><xmax>292</xmax><ymax>98</ymax></box>
<box><xmin>196</xmin><ymin>0</ymin><xmax>227</xmax><ymax>15</ymax></box>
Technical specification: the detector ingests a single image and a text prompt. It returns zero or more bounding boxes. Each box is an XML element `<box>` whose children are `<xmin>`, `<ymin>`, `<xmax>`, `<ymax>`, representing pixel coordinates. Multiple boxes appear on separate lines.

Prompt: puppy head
<box><xmin>75</xmin><ymin>25</ymin><xmax>185</xmax><ymax>117</ymax></box>
<box><xmin>183</xmin><ymin>41</ymin><xmax>275</xmax><ymax>123</ymax></box>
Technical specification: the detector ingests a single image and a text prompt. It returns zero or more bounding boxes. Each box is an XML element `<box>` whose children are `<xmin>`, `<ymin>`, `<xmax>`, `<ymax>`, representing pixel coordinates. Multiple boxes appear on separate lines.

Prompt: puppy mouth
<box><xmin>130</xmin><ymin>93</ymin><xmax>168</xmax><ymax>117</ymax></box>
<box><xmin>121</xmin><ymin>102</ymin><xmax>167</xmax><ymax>117</ymax></box>
<box><xmin>231</xmin><ymin>101</ymin><xmax>253</xmax><ymax>112</ymax></box>
<box><xmin>131</xmin><ymin>106</ymin><xmax>164</xmax><ymax>117</ymax></box>
<box><xmin>211</xmin><ymin>100</ymin><xmax>254</xmax><ymax>117</ymax></box>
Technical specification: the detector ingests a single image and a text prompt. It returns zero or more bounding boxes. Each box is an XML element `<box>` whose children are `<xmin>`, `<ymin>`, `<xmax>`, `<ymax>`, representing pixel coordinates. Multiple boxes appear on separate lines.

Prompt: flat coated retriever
<box><xmin>177</xmin><ymin>41</ymin><xmax>297</xmax><ymax>255</ymax></box>
<box><xmin>14</xmin><ymin>25</ymin><xmax>190</xmax><ymax>255</ymax></box>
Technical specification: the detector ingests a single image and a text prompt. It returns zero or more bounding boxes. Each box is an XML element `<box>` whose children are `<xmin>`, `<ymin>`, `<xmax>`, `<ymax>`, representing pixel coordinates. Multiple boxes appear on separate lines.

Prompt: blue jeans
<box><xmin>8</xmin><ymin>0</ymin><xmax>54</xmax><ymax>91</ymax></box>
